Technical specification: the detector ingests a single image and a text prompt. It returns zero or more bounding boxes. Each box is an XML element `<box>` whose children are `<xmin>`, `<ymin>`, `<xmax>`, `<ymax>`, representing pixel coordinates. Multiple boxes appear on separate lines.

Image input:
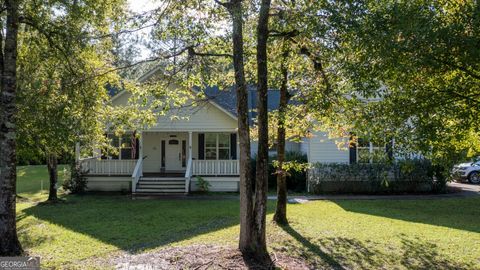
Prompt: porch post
<box><xmin>139</xmin><ymin>131</ymin><xmax>143</xmax><ymax>177</ymax></box>
<box><xmin>75</xmin><ymin>142</ymin><xmax>80</xmax><ymax>162</ymax></box>
<box><xmin>139</xmin><ymin>131</ymin><xmax>144</xmax><ymax>159</ymax></box>
<box><xmin>188</xmin><ymin>131</ymin><xmax>193</xmax><ymax>161</ymax></box>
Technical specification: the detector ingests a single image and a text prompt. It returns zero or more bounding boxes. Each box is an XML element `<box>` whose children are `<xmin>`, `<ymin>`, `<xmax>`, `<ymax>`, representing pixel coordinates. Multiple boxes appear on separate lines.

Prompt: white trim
<box><xmin>109</xmin><ymin>89</ymin><xmax>238</xmax><ymax>122</ymax></box>
<box><xmin>188</xmin><ymin>131</ymin><xmax>193</xmax><ymax>162</ymax></box>
<box><xmin>137</xmin><ymin>65</ymin><xmax>163</xmax><ymax>83</ymax></box>
<box><xmin>136</xmin><ymin>65</ymin><xmax>237</xmax><ymax>120</ymax></box>
<box><xmin>143</xmin><ymin>128</ymin><xmax>238</xmax><ymax>132</ymax></box>
<box><xmin>110</xmin><ymin>90</ymin><xmax>128</xmax><ymax>103</ymax></box>
<box><xmin>204</xmin><ymin>98</ymin><xmax>238</xmax><ymax>121</ymax></box>
<box><xmin>204</xmin><ymin>133</ymin><xmax>231</xmax><ymax>161</ymax></box>
<box><xmin>356</xmin><ymin>139</ymin><xmax>387</xmax><ymax>164</ymax></box>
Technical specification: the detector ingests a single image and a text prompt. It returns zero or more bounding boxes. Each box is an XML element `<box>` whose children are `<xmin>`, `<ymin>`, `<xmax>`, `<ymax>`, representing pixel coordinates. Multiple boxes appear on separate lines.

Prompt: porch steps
<box><xmin>134</xmin><ymin>177</ymin><xmax>186</xmax><ymax>195</ymax></box>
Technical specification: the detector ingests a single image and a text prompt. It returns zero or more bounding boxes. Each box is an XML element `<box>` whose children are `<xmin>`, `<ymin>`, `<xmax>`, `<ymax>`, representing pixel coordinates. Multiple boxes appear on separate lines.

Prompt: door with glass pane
<box><xmin>165</xmin><ymin>134</ymin><xmax>187</xmax><ymax>171</ymax></box>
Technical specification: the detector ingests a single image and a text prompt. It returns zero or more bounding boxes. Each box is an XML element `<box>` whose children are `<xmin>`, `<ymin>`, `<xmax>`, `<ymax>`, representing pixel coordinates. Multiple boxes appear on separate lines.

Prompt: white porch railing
<box><xmin>79</xmin><ymin>158</ymin><xmax>137</xmax><ymax>175</ymax></box>
<box><xmin>192</xmin><ymin>160</ymin><xmax>240</xmax><ymax>176</ymax></box>
<box><xmin>132</xmin><ymin>158</ymin><xmax>144</xmax><ymax>192</ymax></box>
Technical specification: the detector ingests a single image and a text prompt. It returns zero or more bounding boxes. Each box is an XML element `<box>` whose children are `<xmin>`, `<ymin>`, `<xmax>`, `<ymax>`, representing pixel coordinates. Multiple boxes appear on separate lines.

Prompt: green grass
<box><xmin>16</xmin><ymin>165</ymin><xmax>480</xmax><ymax>269</ymax></box>
<box><xmin>17</xmin><ymin>165</ymin><xmax>70</xmax><ymax>195</ymax></box>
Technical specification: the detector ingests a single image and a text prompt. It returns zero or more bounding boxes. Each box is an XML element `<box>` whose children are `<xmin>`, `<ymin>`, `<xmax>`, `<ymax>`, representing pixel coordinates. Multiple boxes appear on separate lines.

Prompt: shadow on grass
<box><xmin>280</xmin><ymin>225</ymin><xmax>474</xmax><ymax>269</ymax></box>
<box><xmin>280</xmin><ymin>225</ymin><xmax>345</xmax><ymax>269</ymax></box>
<box><xmin>400</xmin><ymin>236</ymin><xmax>474</xmax><ymax>270</ymax></box>
<box><xmin>334</xmin><ymin>198</ymin><xmax>480</xmax><ymax>233</ymax></box>
<box><xmin>21</xmin><ymin>194</ymin><xmax>275</xmax><ymax>255</ymax></box>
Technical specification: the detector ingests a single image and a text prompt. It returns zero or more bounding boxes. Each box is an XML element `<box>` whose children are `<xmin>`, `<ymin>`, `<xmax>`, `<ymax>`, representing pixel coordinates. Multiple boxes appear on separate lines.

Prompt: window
<box><xmin>105</xmin><ymin>133</ymin><xmax>135</xmax><ymax>160</ymax></box>
<box><xmin>218</xmin><ymin>134</ymin><xmax>230</xmax><ymax>160</ymax></box>
<box><xmin>205</xmin><ymin>133</ymin><xmax>217</xmax><ymax>160</ymax></box>
<box><xmin>204</xmin><ymin>133</ymin><xmax>231</xmax><ymax>160</ymax></box>
<box><xmin>120</xmin><ymin>134</ymin><xmax>134</xmax><ymax>160</ymax></box>
<box><xmin>357</xmin><ymin>138</ymin><xmax>387</xmax><ymax>164</ymax></box>
<box><xmin>106</xmin><ymin>134</ymin><xmax>119</xmax><ymax>159</ymax></box>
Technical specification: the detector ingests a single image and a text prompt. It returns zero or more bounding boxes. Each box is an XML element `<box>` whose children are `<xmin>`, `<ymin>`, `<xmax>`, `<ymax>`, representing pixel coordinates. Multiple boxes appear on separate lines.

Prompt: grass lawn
<box><xmin>17</xmin><ymin>165</ymin><xmax>70</xmax><ymax>195</ymax></box>
<box><xmin>16</xmin><ymin>165</ymin><xmax>480</xmax><ymax>269</ymax></box>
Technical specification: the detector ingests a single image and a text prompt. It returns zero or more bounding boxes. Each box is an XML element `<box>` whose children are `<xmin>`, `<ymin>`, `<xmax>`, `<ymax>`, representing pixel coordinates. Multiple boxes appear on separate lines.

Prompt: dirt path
<box><xmin>96</xmin><ymin>245</ymin><xmax>310</xmax><ymax>270</ymax></box>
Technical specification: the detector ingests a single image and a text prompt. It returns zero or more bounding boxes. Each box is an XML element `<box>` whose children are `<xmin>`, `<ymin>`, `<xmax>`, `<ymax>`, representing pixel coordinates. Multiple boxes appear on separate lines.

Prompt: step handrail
<box><xmin>131</xmin><ymin>156</ymin><xmax>147</xmax><ymax>193</ymax></box>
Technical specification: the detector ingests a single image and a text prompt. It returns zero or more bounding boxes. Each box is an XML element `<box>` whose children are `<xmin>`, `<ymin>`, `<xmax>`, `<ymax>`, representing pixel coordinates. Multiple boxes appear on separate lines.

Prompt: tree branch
<box><xmin>433</xmin><ymin>57</ymin><xmax>480</xmax><ymax>81</ymax></box>
<box><xmin>214</xmin><ymin>0</ymin><xmax>233</xmax><ymax>9</ymax></box>
<box><xmin>299</xmin><ymin>46</ymin><xmax>332</xmax><ymax>93</ymax></box>
<box><xmin>20</xmin><ymin>16</ymin><xmax>78</xmax><ymax>76</ymax></box>
<box><xmin>269</xmin><ymin>29</ymin><xmax>299</xmax><ymax>38</ymax></box>
<box><xmin>187</xmin><ymin>46</ymin><xmax>233</xmax><ymax>58</ymax></box>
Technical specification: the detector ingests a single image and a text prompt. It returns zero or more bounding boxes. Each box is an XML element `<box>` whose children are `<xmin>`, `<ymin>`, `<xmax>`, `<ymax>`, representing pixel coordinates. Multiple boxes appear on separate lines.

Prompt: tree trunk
<box><xmin>224</xmin><ymin>0</ymin><xmax>255</xmax><ymax>255</ymax></box>
<box><xmin>273</xmin><ymin>43</ymin><xmax>290</xmax><ymax>225</ymax></box>
<box><xmin>0</xmin><ymin>0</ymin><xmax>23</xmax><ymax>256</ymax></box>
<box><xmin>47</xmin><ymin>153</ymin><xmax>58</xmax><ymax>201</ymax></box>
<box><xmin>252</xmin><ymin>0</ymin><xmax>271</xmax><ymax>262</ymax></box>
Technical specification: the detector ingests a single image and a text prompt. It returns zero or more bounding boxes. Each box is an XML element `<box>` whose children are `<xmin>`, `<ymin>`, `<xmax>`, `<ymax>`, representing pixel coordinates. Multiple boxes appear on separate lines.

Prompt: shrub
<box><xmin>63</xmin><ymin>161</ymin><xmax>88</xmax><ymax>194</ymax></box>
<box><xmin>196</xmin><ymin>176</ymin><xmax>211</xmax><ymax>193</ymax></box>
<box><xmin>308</xmin><ymin>159</ymin><xmax>440</xmax><ymax>194</ymax></box>
<box><xmin>251</xmin><ymin>151</ymin><xmax>308</xmax><ymax>192</ymax></box>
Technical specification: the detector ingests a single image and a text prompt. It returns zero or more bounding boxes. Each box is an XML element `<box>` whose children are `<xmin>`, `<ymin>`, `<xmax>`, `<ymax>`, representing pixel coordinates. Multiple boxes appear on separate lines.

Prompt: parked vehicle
<box><xmin>452</xmin><ymin>160</ymin><xmax>480</xmax><ymax>184</ymax></box>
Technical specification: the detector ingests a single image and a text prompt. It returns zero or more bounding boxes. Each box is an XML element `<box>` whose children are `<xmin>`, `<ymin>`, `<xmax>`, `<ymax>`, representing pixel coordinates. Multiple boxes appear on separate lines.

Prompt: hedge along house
<box><xmin>77</xmin><ymin>67</ymin><xmax>395</xmax><ymax>195</ymax></box>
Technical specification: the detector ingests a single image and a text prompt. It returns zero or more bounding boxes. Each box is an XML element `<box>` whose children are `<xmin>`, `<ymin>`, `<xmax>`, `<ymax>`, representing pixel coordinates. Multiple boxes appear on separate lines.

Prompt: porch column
<box><xmin>188</xmin><ymin>131</ymin><xmax>193</xmax><ymax>161</ymax></box>
<box><xmin>75</xmin><ymin>142</ymin><xmax>80</xmax><ymax>162</ymax></box>
<box><xmin>139</xmin><ymin>131</ymin><xmax>143</xmax><ymax>159</ymax></box>
<box><xmin>139</xmin><ymin>131</ymin><xmax>143</xmax><ymax>177</ymax></box>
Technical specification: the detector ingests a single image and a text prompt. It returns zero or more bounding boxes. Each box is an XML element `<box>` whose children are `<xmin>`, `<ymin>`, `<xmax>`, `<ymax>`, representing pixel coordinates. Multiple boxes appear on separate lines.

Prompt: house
<box><xmin>77</xmin><ymin>70</ymin><xmax>390</xmax><ymax>195</ymax></box>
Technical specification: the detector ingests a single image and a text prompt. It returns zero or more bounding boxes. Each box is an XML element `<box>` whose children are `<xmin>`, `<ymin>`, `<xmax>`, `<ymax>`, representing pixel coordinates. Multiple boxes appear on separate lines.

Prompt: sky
<box><xmin>128</xmin><ymin>0</ymin><xmax>158</xmax><ymax>13</ymax></box>
<box><xmin>127</xmin><ymin>0</ymin><xmax>160</xmax><ymax>59</ymax></box>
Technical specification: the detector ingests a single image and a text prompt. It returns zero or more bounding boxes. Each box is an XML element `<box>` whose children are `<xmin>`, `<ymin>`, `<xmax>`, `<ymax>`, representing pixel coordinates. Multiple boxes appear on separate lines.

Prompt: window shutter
<box><xmin>198</xmin><ymin>133</ymin><xmax>205</xmax><ymax>160</ymax></box>
<box><xmin>349</xmin><ymin>135</ymin><xmax>357</xmax><ymax>164</ymax></box>
<box><xmin>161</xmin><ymin>140</ymin><xmax>165</xmax><ymax>167</ymax></box>
<box><xmin>230</xmin><ymin>133</ymin><xmax>237</xmax><ymax>160</ymax></box>
<box><xmin>135</xmin><ymin>138</ymin><xmax>140</xmax><ymax>159</ymax></box>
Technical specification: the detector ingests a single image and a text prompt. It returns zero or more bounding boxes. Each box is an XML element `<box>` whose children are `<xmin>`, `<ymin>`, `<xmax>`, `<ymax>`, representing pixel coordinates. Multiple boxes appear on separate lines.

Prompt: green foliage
<box><xmin>252</xmin><ymin>151</ymin><xmax>308</xmax><ymax>192</ymax></box>
<box><xmin>63</xmin><ymin>162</ymin><xmax>88</xmax><ymax>194</ymax></box>
<box><xmin>321</xmin><ymin>0</ymin><xmax>480</xmax><ymax>169</ymax></box>
<box><xmin>16</xmin><ymin>0</ymin><xmax>128</xmax><ymax>163</ymax></box>
<box><xmin>311</xmin><ymin>159</ymin><xmax>434</xmax><ymax>182</ymax></box>
<box><xmin>196</xmin><ymin>176</ymin><xmax>211</xmax><ymax>193</ymax></box>
<box><xmin>309</xmin><ymin>159</ymin><xmax>443</xmax><ymax>194</ymax></box>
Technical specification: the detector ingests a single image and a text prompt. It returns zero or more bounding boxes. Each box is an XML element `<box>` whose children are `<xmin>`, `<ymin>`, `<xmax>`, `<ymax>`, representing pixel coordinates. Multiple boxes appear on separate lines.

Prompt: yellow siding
<box><xmin>111</xmin><ymin>90</ymin><xmax>237</xmax><ymax>132</ymax></box>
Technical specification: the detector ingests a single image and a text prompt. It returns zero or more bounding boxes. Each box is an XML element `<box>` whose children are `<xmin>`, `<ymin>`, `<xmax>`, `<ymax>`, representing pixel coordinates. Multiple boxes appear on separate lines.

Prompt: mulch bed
<box><xmin>102</xmin><ymin>244</ymin><xmax>311</xmax><ymax>269</ymax></box>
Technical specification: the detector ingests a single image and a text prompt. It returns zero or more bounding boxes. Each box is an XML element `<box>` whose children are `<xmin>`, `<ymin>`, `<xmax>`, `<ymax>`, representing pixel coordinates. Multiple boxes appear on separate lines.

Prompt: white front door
<box><xmin>164</xmin><ymin>136</ymin><xmax>186</xmax><ymax>172</ymax></box>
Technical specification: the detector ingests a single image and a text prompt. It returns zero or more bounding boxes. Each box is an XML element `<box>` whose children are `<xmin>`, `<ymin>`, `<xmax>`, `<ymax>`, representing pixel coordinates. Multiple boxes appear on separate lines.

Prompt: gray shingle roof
<box><xmin>202</xmin><ymin>85</ymin><xmax>286</xmax><ymax>121</ymax></box>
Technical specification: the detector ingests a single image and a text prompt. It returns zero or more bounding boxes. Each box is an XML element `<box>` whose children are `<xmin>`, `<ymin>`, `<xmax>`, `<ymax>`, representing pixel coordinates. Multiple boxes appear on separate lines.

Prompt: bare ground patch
<box><xmin>98</xmin><ymin>244</ymin><xmax>311</xmax><ymax>269</ymax></box>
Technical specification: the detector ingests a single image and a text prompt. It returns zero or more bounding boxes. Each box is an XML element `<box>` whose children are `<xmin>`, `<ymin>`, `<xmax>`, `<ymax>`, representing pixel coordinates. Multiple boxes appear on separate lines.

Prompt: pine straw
<box><xmin>102</xmin><ymin>244</ymin><xmax>311</xmax><ymax>270</ymax></box>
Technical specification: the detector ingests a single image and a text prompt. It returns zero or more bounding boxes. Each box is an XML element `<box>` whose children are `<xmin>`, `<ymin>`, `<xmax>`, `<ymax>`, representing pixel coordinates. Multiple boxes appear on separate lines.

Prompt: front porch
<box><xmin>77</xmin><ymin>130</ymin><xmax>240</xmax><ymax>194</ymax></box>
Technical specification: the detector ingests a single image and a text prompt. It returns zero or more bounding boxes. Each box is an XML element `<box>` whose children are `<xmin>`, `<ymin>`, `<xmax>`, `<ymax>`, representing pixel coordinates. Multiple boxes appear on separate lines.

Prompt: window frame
<box><xmin>106</xmin><ymin>133</ymin><xmax>135</xmax><ymax>160</ymax></box>
<box><xmin>204</xmin><ymin>133</ymin><xmax>231</xmax><ymax>160</ymax></box>
<box><xmin>357</xmin><ymin>139</ymin><xmax>387</xmax><ymax>164</ymax></box>
<box><xmin>205</xmin><ymin>133</ymin><xmax>218</xmax><ymax>160</ymax></box>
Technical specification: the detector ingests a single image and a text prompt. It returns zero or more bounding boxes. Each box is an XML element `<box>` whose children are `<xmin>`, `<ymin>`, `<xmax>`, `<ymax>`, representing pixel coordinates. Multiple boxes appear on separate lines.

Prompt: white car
<box><xmin>452</xmin><ymin>161</ymin><xmax>480</xmax><ymax>184</ymax></box>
